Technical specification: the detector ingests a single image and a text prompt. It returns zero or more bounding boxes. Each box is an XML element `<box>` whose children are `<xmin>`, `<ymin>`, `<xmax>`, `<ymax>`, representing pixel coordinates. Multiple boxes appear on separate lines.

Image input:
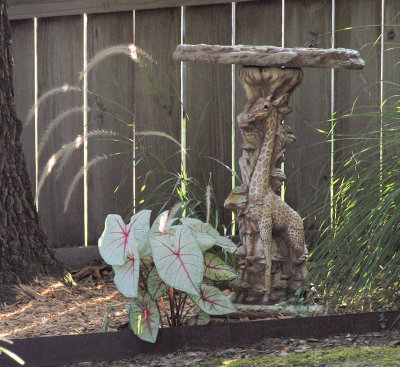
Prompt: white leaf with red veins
<box><xmin>180</xmin><ymin>218</ymin><xmax>218</xmax><ymax>251</ymax></box>
<box><xmin>129</xmin><ymin>293</ymin><xmax>160</xmax><ymax>343</ymax></box>
<box><xmin>150</xmin><ymin>225</ymin><xmax>203</xmax><ymax>296</ymax></box>
<box><xmin>203</xmin><ymin>252</ymin><xmax>238</xmax><ymax>281</ymax></box>
<box><xmin>215</xmin><ymin>236</ymin><xmax>237</xmax><ymax>253</ymax></box>
<box><xmin>147</xmin><ymin>267</ymin><xmax>168</xmax><ymax>300</ymax></box>
<box><xmin>113</xmin><ymin>246</ymin><xmax>140</xmax><ymax>298</ymax></box>
<box><xmin>140</xmin><ymin>211</ymin><xmax>178</xmax><ymax>259</ymax></box>
<box><xmin>129</xmin><ymin>210</ymin><xmax>151</xmax><ymax>253</ymax></box>
<box><xmin>187</xmin><ymin>310</ymin><xmax>211</xmax><ymax>326</ymax></box>
<box><xmin>98</xmin><ymin>214</ymin><xmax>136</xmax><ymax>265</ymax></box>
<box><xmin>189</xmin><ymin>284</ymin><xmax>236</xmax><ymax>315</ymax></box>
<box><xmin>180</xmin><ymin>217</ymin><xmax>219</xmax><ymax>237</ymax></box>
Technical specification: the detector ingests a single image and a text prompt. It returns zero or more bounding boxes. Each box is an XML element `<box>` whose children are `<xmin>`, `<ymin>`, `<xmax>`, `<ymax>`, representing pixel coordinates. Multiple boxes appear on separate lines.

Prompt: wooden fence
<box><xmin>8</xmin><ymin>0</ymin><xmax>400</xmax><ymax>248</ymax></box>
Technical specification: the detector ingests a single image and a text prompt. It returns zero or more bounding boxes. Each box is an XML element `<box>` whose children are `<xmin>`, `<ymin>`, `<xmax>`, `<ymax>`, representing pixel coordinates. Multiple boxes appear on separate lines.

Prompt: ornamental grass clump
<box><xmin>98</xmin><ymin>210</ymin><xmax>238</xmax><ymax>343</ymax></box>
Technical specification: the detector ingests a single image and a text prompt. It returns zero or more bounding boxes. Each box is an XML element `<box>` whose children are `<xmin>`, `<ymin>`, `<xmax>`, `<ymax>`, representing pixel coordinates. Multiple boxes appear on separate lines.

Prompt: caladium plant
<box><xmin>98</xmin><ymin>210</ymin><xmax>238</xmax><ymax>343</ymax></box>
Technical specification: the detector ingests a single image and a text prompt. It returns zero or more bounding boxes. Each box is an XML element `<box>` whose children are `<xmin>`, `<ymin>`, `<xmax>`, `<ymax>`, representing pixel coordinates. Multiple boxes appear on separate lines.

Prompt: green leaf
<box><xmin>189</xmin><ymin>285</ymin><xmax>236</xmax><ymax>315</ymax></box>
<box><xmin>112</xmin><ymin>245</ymin><xmax>140</xmax><ymax>298</ymax></box>
<box><xmin>187</xmin><ymin>310</ymin><xmax>211</xmax><ymax>326</ymax></box>
<box><xmin>101</xmin><ymin>307</ymin><xmax>112</xmax><ymax>332</ymax></box>
<box><xmin>203</xmin><ymin>252</ymin><xmax>238</xmax><ymax>281</ymax></box>
<box><xmin>147</xmin><ymin>267</ymin><xmax>168</xmax><ymax>300</ymax></box>
<box><xmin>150</xmin><ymin>225</ymin><xmax>203</xmax><ymax>296</ymax></box>
<box><xmin>129</xmin><ymin>294</ymin><xmax>160</xmax><ymax>343</ymax></box>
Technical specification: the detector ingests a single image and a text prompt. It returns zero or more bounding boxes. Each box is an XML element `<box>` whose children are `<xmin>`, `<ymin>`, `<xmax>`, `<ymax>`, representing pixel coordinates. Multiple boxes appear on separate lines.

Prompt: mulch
<box><xmin>0</xmin><ymin>272</ymin><xmax>129</xmax><ymax>339</ymax></box>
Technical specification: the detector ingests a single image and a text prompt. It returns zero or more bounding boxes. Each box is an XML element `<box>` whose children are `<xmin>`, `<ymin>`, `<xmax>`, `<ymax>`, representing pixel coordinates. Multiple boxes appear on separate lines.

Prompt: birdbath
<box><xmin>173</xmin><ymin>44</ymin><xmax>364</xmax><ymax>305</ymax></box>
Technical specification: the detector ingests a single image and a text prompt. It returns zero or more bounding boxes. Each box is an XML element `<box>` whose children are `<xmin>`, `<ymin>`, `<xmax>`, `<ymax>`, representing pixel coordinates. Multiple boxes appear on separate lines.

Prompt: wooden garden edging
<box><xmin>1</xmin><ymin>311</ymin><xmax>399</xmax><ymax>366</ymax></box>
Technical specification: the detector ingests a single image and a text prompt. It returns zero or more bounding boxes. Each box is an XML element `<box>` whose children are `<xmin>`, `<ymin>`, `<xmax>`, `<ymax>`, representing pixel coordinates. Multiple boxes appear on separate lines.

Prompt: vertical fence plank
<box><xmin>284</xmin><ymin>0</ymin><xmax>332</xmax><ymax>232</ymax></box>
<box><xmin>334</xmin><ymin>0</ymin><xmax>381</xmax><ymax>172</ymax></box>
<box><xmin>87</xmin><ymin>12</ymin><xmax>134</xmax><ymax>244</ymax></box>
<box><xmin>37</xmin><ymin>16</ymin><xmax>84</xmax><ymax>247</ymax></box>
<box><xmin>235</xmin><ymin>0</ymin><xmax>282</xmax><ymax>173</ymax></box>
<box><xmin>185</xmin><ymin>4</ymin><xmax>232</xmax><ymax>226</ymax></box>
<box><xmin>383</xmin><ymin>0</ymin><xmax>400</xmax><ymax>154</ymax></box>
<box><xmin>10</xmin><ymin>20</ymin><xmax>36</xmax><ymax>192</ymax></box>
<box><xmin>134</xmin><ymin>7</ymin><xmax>181</xmax><ymax>217</ymax></box>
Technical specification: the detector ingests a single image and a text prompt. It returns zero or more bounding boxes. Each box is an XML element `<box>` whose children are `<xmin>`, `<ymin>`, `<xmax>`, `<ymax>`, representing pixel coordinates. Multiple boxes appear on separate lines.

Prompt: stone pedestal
<box><xmin>173</xmin><ymin>44</ymin><xmax>364</xmax><ymax>305</ymax></box>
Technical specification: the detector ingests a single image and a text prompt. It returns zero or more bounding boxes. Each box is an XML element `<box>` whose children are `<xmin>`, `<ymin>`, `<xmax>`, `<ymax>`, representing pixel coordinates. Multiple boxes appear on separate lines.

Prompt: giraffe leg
<box><xmin>285</xmin><ymin>213</ymin><xmax>308</xmax><ymax>264</ymax></box>
<box><xmin>256</xmin><ymin>212</ymin><xmax>273</xmax><ymax>304</ymax></box>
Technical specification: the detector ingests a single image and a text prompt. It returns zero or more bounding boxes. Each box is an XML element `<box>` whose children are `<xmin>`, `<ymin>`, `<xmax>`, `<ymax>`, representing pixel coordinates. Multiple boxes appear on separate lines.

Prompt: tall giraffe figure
<box><xmin>225</xmin><ymin>67</ymin><xmax>308</xmax><ymax>304</ymax></box>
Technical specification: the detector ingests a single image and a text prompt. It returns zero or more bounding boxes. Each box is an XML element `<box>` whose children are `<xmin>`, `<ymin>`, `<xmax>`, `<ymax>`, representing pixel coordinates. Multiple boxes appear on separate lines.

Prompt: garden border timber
<box><xmin>1</xmin><ymin>311</ymin><xmax>399</xmax><ymax>367</ymax></box>
<box><xmin>7</xmin><ymin>0</ymin><xmax>254</xmax><ymax>20</ymax></box>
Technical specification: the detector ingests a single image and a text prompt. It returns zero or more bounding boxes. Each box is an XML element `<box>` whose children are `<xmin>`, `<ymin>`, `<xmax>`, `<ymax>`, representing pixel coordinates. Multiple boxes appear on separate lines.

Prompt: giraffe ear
<box><xmin>277</xmin><ymin>105</ymin><xmax>293</xmax><ymax>115</ymax></box>
<box><xmin>272</xmin><ymin>93</ymin><xmax>289</xmax><ymax>107</ymax></box>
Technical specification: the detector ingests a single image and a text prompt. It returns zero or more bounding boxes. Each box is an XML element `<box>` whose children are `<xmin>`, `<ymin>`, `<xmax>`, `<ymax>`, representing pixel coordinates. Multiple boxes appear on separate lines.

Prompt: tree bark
<box><xmin>0</xmin><ymin>0</ymin><xmax>60</xmax><ymax>286</ymax></box>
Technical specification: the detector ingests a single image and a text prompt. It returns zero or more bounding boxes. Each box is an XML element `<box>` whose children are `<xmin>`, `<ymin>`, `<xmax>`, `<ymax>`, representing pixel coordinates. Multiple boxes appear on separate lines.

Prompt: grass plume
<box><xmin>38</xmin><ymin>106</ymin><xmax>88</xmax><ymax>157</ymax></box>
<box><xmin>80</xmin><ymin>44</ymin><xmax>154</xmax><ymax>80</ymax></box>
<box><xmin>36</xmin><ymin>129</ymin><xmax>118</xmax><ymax>202</ymax></box>
<box><xmin>64</xmin><ymin>154</ymin><xmax>109</xmax><ymax>212</ymax></box>
<box><xmin>25</xmin><ymin>84</ymin><xmax>81</xmax><ymax>127</ymax></box>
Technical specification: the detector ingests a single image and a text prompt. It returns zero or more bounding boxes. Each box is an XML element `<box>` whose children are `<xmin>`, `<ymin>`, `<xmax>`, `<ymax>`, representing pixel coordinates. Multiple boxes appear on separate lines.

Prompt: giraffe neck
<box><xmin>248</xmin><ymin>109</ymin><xmax>281</xmax><ymax>202</ymax></box>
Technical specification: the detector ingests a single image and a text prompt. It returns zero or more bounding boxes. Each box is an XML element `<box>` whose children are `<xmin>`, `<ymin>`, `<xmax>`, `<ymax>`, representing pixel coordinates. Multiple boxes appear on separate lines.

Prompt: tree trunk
<box><xmin>0</xmin><ymin>0</ymin><xmax>60</xmax><ymax>286</ymax></box>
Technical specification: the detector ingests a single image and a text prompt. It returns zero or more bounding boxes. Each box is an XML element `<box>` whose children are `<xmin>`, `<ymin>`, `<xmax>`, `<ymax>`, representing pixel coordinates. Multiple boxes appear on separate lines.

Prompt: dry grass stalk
<box><xmin>38</xmin><ymin>106</ymin><xmax>88</xmax><ymax>157</ymax></box>
<box><xmin>36</xmin><ymin>130</ymin><xmax>118</xmax><ymax>202</ymax></box>
<box><xmin>167</xmin><ymin>201</ymin><xmax>182</xmax><ymax>220</ymax></box>
<box><xmin>205</xmin><ymin>185</ymin><xmax>211</xmax><ymax>223</ymax></box>
<box><xmin>63</xmin><ymin>154</ymin><xmax>109</xmax><ymax>212</ymax></box>
<box><xmin>80</xmin><ymin>44</ymin><xmax>155</xmax><ymax>80</ymax></box>
<box><xmin>25</xmin><ymin>84</ymin><xmax>81</xmax><ymax>127</ymax></box>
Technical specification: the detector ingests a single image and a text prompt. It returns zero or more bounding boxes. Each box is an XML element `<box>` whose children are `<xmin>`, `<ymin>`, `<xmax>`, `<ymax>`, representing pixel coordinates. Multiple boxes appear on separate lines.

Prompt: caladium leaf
<box><xmin>180</xmin><ymin>217</ymin><xmax>219</xmax><ymax>237</ymax></box>
<box><xmin>180</xmin><ymin>217</ymin><xmax>218</xmax><ymax>251</ymax></box>
<box><xmin>150</xmin><ymin>225</ymin><xmax>203</xmax><ymax>296</ymax></box>
<box><xmin>98</xmin><ymin>214</ymin><xmax>136</xmax><ymax>265</ymax></box>
<box><xmin>140</xmin><ymin>211</ymin><xmax>177</xmax><ymax>258</ymax></box>
<box><xmin>129</xmin><ymin>210</ymin><xmax>151</xmax><ymax>253</ymax></box>
<box><xmin>113</xmin><ymin>246</ymin><xmax>140</xmax><ymax>298</ymax></box>
<box><xmin>147</xmin><ymin>267</ymin><xmax>168</xmax><ymax>300</ymax></box>
<box><xmin>129</xmin><ymin>294</ymin><xmax>160</xmax><ymax>343</ymax></box>
<box><xmin>203</xmin><ymin>252</ymin><xmax>238</xmax><ymax>281</ymax></box>
<box><xmin>149</xmin><ymin>210</ymin><xmax>176</xmax><ymax>236</ymax></box>
<box><xmin>187</xmin><ymin>310</ymin><xmax>211</xmax><ymax>326</ymax></box>
<box><xmin>189</xmin><ymin>284</ymin><xmax>236</xmax><ymax>315</ymax></box>
<box><xmin>215</xmin><ymin>236</ymin><xmax>238</xmax><ymax>254</ymax></box>
<box><xmin>192</xmin><ymin>232</ymin><xmax>217</xmax><ymax>252</ymax></box>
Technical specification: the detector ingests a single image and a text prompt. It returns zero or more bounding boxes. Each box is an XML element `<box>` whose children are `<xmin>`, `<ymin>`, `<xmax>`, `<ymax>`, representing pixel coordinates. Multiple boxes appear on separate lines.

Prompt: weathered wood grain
<box><xmin>235</xmin><ymin>0</ymin><xmax>282</xmax><ymax>188</ymax></box>
<box><xmin>334</xmin><ymin>0</ymin><xmax>381</xmax><ymax>174</ymax></box>
<box><xmin>37</xmin><ymin>16</ymin><xmax>84</xmax><ymax>247</ymax></box>
<box><xmin>284</xmin><ymin>0</ymin><xmax>332</xmax><ymax>230</ymax></box>
<box><xmin>173</xmin><ymin>44</ymin><xmax>365</xmax><ymax>69</ymax></box>
<box><xmin>383</xmin><ymin>0</ymin><xmax>400</xmax><ymax>155</ymax></box>
<box><xmin>10</xmin><ymin>20</ymin><xmax>36</xmax><ymax>192</ymax></box>
<box><xmin>134</xmin><ymin>8</ymin><xmax>181</xmax><ymax>216</ymax></box>
<box><xmin>87</xmin><ymin>12</ymin><xmax>134</xmax><ymax>245</ymax></box>
<box><xmin>8</xmin><ymin>0</ymin><xmax>254</xmax><ymax>20</ymax></box>
<box><xmin>185</xmin><ymin>4</ymin><xmax>232</xmax><ymax>226</ymax></box>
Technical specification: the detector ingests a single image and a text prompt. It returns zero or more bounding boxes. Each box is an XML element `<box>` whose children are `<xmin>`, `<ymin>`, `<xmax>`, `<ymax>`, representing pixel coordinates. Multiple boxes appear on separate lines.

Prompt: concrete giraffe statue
<box><xmin>225</xmin><ymin>67</ymin><xmax>308</xmax><ymax>304</ymax></box>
